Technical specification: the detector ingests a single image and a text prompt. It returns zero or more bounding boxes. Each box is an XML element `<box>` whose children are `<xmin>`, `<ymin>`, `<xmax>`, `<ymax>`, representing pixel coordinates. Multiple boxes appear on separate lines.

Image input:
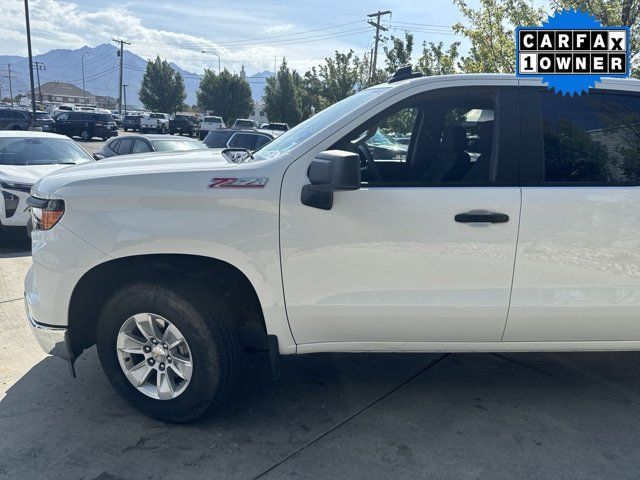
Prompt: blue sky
<box><xmin>1</xmin><ymin>0</ymin><xmax>476</xmax><ymax>74</ymax></box>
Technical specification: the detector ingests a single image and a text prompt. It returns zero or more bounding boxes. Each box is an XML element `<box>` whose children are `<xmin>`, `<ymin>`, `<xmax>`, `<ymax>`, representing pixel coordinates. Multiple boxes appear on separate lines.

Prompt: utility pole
<box><xmin>113</xmin><ymin>38</ymin><xmax>130</xmax><ymax>115</ymax></box>
<box><xmin>81</xmin><ymin>51</ymin><xmax>90</xmax><ymax>104</ymax></box>
<box><xmin>24</xmin><ymin>0</ymin><xmax>37</xmax><ymax>123</ymax></box>
<box><xmin>123</xmin><ymin>84</ymin><xmax>128</xmax><ymax>115</ymax></box>
<box><xmin>7</xmin><ymin>64</ymin><xmax>13</xmax><ymax>106</ymax></box>
<box><xmin>367</xmin><ymin>10</ymin><xmax>391</xmax><ymax>81</ymax></box>
<box><xmin>32</xmin><ymin>61</ymin><xmax>45</xmax><ymax>109</ymax></box>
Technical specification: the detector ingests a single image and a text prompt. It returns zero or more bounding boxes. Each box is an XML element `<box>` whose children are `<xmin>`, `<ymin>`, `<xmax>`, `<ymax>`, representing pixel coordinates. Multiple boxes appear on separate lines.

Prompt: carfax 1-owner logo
<box><xmin>516</xmin><ymin>9</ymin><xmax>630</xmax><ymax>95</ymax></box>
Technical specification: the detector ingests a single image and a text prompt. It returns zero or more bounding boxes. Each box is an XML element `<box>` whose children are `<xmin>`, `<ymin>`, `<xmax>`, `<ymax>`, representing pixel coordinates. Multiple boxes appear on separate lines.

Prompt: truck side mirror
<box><xmin>301</xmin><ymin>150</ymin><xmax>360</xmax><ymax>210</ymax></box>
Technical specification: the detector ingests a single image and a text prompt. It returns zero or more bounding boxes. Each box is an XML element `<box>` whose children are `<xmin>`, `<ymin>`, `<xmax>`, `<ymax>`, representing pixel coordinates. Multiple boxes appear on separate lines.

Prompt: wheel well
<box><xmin>68</xmin><ymin>254</ymin><xmax>268</xmax><ymax>357</ymax></box>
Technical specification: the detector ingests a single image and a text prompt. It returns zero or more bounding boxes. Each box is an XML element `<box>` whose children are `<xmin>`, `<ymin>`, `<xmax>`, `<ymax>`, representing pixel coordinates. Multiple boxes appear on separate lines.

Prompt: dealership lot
<box><xmin>1</xmin><ymin>230</ymin><xmax>640</xmax><ymax>479</ymax></box>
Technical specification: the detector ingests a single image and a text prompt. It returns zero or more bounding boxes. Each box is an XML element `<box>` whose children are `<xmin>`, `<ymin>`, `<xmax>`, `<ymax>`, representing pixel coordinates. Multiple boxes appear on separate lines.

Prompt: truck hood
<box><xmin>32</xmin><ymin>150</ymin><xmax>236</xmax><ymax>198</ymax></box>
<box><xmin>0</xmin><ymin>164</ymin><xmax>74</xmax><ymax>185</ymax></box>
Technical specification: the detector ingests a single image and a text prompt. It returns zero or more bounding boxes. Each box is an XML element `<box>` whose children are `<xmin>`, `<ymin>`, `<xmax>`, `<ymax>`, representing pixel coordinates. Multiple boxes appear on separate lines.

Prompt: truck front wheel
<box><xmin>96</xmin><ymin>282</ymin><xmax>239</xmax><ymax>422</ymax></box>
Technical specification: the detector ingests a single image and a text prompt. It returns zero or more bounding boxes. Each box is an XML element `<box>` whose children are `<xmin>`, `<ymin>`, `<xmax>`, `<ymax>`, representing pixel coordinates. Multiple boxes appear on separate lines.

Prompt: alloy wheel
<box><xmin>116</xmin><ymin>313</ymin><xmax>194</xmax><ymax>400</ymax></box>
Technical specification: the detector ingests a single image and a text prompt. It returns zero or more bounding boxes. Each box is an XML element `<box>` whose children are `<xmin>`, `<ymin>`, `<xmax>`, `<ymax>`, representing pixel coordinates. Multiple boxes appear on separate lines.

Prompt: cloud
<box><xmin>0</xmin><ymin>0</ymin><xmax>371</xmax><ymax>74</ymax></box>
<box><xmin>265</xmin><ymin>24</ymin><xmax>295</xmax><ymax>34</ymax></box>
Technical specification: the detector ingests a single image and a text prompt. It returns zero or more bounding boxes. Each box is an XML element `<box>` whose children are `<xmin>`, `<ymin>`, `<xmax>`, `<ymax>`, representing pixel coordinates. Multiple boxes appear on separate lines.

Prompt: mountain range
<box><xmin>0</xmin><ymin>43</ymin><xmax>273</xmax><ymax>107</ymax></box>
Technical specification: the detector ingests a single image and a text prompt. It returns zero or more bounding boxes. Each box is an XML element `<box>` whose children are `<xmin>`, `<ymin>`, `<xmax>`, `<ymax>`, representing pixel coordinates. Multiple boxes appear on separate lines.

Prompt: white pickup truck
<box><xmin>140</xmin><ymin>113</ymin><xmax>171</xmax><ymax>134</ymax></box>
<box><xmin>25</xmin><ymin>70</ymin><xmax>640</xmax><ymax>422</ymax></box>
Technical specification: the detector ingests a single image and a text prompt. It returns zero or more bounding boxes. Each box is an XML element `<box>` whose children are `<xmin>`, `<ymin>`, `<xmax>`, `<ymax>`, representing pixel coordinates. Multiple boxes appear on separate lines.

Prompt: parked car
<box><xmin>257</xmin><ymin>122</ymin><xmax>289</xmax><ymax>138</ymax></box>
<box><xmin>232</xmin><ymin>118</ymin><xmax>258</xmax><ymax>129</ymax></box>
<box><xmin>54</xmin><ymin>111</ymin><xmax>118</xmax><ymax>141</ymax></box>
<box><xmin>52</xmin><ymin>104</ymin><xmax>75</xmax><ymax>116</ymax></box>
<box><xmin>27</xmin><ymin>71</ymin><xmax>640</xmax><ymax>422</ymax></box>
<box><xmin>94</xmin><ymin>134</ymin><xmax>208</xmax><ymax>159</ymax></box>
<box><xmin>203</xmin><ymin>128</ymin><xmax>273</xmax><ymax>151</ymax></box>
<box><xmin>0</xmin><ymin>108</ymin><xmax>31</xmax><ymax>131</ymax></box>
<box><xmin>141</xmin><ymin>113</ymin><xmax>171</xmax><ymax>134</ymax></box>
<box><xmin>0</xmin><ymin>131</ymin><xmax>93</xmax><ymax>235</ymax></box>
<box><xmin>30</xmin><ymin>111</ymin><xmax>56</xmax><ymax>132</ymax></box>
<box><xmin>363</xmin><ymin>129</ymin><xmax>408</xmax><ymax>160</ymax></box>
<box><xmin>199</xmin><ymin>116</ymin><xmax>225</xmax><ymax>140</ymax></box>
<box><xmin>0</xmin><ymin>108</ymin><xmax>55</xmax><ymax>132</ymax></box>
<box><xmin>122</xmin><ymin>114</ymin><xmax>143</xmax><ymax>132</ymax></box>
<box><xmin>169</xmin><ymin>115</ymin><xmax>198</xmax><ymax>136</ymax></box>
<box><xmin>111</xmin><ymin>114</ymin><xmax>123</xmax><ymax>128</ymax></box>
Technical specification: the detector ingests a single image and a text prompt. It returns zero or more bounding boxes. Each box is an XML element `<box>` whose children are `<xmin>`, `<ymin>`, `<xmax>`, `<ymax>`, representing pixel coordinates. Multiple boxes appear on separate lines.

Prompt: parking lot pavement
<box><xmin>2</xmin><ymin>239</ymin><xmax>640</xmax><ymax>479</ymax></box>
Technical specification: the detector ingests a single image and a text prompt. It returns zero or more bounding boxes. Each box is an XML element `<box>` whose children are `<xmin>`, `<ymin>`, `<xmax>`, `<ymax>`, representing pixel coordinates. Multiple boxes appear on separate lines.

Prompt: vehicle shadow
<box><xmin>0</xmin><ymin>233</ymin><xmax>30</xmax><ymax>258</ymax></box>
<box><xmin>2</xmin><ymin>349</ymin><xmax>640</xmax><ymax>480</ymax></box>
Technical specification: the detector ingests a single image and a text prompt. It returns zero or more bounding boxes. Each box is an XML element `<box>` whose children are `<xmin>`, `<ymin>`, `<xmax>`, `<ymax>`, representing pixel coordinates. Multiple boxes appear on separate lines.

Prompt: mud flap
<box><xmin>267</xmin><ymin>334</ymin><xmax>280</xmax><ymax>380</ymax></box>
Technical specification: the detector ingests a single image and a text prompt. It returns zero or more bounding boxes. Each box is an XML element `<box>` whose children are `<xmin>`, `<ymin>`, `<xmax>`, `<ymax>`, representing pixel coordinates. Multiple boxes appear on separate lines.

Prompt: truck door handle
<box><xmin>455</xmin><ymin>211</ymin><xmax>509</xmax><ymax>223</ymax></box>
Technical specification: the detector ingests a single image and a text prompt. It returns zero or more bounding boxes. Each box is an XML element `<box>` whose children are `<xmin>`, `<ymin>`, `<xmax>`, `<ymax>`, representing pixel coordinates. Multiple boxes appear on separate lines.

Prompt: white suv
<box><xmin>25</xmin><ymin>71</ymin><xmax>640</xmax><ymax>422</ymax></box>
<box><xmin>0</xmin><ymin>132</ymin><xmax>92</xmax><ymax>235</ymax></box>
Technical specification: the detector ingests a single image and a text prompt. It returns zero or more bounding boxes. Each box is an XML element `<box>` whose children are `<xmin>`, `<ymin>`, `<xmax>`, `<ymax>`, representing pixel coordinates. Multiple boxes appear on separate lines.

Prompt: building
<box><xmin>249</xmin><ymin>99</ymin><xmax>268</xmax><ymax>125</ymax></box>
<box><xmin>26</xmin><ymin>81</ymin><xmax>95</xmax><ymax>105</ymax></box>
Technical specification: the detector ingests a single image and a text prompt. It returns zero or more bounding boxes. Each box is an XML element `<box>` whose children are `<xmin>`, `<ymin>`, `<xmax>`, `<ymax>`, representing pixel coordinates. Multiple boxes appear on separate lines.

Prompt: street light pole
<box><xmin>81</xmin><ymin>51</ymin><xmax>90</xmax><ymax>104</ymax></box>
<box><xmin>201</xmin><ymin>50</ymin><xmax>221</xmax><ymax>74</ymax></box>
<box><xmin>24</xmin><ymin>0</ymin><xmax>37</xmax><ymax>125</ymax></box>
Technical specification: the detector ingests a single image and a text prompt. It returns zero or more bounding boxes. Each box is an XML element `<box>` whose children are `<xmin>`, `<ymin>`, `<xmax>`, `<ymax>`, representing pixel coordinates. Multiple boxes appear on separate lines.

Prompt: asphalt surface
<box><xmin>2</xmin><ymin>145</ymin><xmax>640</xmax><ymax>479</ymax></box>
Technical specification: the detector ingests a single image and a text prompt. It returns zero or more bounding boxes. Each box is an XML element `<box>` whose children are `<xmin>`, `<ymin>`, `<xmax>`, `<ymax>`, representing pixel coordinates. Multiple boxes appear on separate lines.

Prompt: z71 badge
<box><xmin>208</xmin><ymin>177</ymin><xmax>269</xmax><ymax>188</ymax></box>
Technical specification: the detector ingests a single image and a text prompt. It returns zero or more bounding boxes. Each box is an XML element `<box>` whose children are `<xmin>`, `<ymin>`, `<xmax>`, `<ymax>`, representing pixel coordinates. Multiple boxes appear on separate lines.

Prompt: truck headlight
<box><xmin>27</xmin><ymin>197</ymin><xmax>65</xmax><ymax>230</ymax></box>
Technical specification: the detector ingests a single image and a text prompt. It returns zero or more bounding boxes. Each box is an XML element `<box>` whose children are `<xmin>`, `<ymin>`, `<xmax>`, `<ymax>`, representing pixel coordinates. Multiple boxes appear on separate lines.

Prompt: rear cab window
<box><xmin>522</xmin><ymin>88</ymin><xmax>640</xmax><ymax>184</ymax></box>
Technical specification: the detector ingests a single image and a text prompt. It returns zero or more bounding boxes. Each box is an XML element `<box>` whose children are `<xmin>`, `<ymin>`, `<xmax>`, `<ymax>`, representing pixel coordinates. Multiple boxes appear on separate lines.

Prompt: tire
<box><xmin>123</xmin><ymin>128</ymin><xmax>128</xmax><ymax>132</ymax></box>
<box><xmin>80</xmin><ymin>129</ymin><xmax>91</xmax><ymax>141</ymax></box>
<box><xmin>96</xmin><ymin>281</ymin><xmax>239</xmax><ymax>423</ymax></box>
<box><xmin>11</xmin><ymin>125</ymin><xmax>21</xmax><ymax>131</ymax></box>
<box><xmin>141</xmin><ymin>128</ymin><xmax>147</xmax><ymax>134</ymax></box>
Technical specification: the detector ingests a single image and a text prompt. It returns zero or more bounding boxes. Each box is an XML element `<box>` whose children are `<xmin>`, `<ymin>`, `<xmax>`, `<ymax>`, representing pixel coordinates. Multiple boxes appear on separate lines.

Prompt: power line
<box><xmin>388</xmin><ymin>25</ymin><xmax>462</xmax><ymax>37</ymax></box>
<box><xmin>128</xmin><ymin>27</ymin><xmax>371</xmax><ymax>52</ymax></box>
<box><xmin>43</xmin><ymin>49</ymin><xmax>117</xmax><ymax>69</ymax></box>
<box><xmin>389</xmin><ymin>20</ymin><xmax>453</xmax><ymax>29</ymax></box>
<box><xmin>126</xmin><ymin>20</ymin><xmax>366</xmax><ymax>50</ymax></box>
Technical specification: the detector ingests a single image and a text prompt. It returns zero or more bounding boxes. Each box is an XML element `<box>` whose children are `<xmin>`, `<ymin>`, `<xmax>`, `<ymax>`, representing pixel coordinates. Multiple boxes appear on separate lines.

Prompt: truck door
<box><xmin>505</xmin><ymin>87</ymin><xmax>640</xmax><ymax>342</ymax></box>
<box><xmin>279</xmin><ymin>86</ymin><xmax>522</xmax><ymax>348</ymax></box>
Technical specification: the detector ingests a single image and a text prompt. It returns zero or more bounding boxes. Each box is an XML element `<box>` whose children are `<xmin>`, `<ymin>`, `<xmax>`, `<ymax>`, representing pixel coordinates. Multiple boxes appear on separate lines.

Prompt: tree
<box><xmin>139</xmin><ymin>56</ymin><xmax>186</xmax><ymax>113</ymax></box>
<box><xmin>383</xmin><ymin>33</ymin><xmax>415</xmax><ymax>74</ymax></box>
<box><xmin>453</xmin><ymin>0</ymin><xmax>545</xmax><ymax>73</ymax></box>
<box><xmin>417</xmin><ymin>41</ymin><xmax>461</xmax><ymax>76</ymax></box>
<box><xmin>197</xmin><ymin>69</ymin><xmax>253</xmax><ymax>124</ymax></box>
<box><xmin>263</xmin><ymin>59</ymin><xmax>303</xmax><ymax>126</ymax></box>
<box><xmin>316</xmin><ymin>50</ymin><xmax>364</xmax><ymax>104</ymax></box>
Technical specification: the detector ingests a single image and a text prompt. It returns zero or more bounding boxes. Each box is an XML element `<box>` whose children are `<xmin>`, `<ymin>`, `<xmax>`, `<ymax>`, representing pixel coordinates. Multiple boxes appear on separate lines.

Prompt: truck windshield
<box><xmin>0</xmin><ymin>137</ymin><xmax>92</xmax><ymax>165</ymax></box>
<box><xmin>253</xmin><ymin>87</ymin><xmax>389</xmax><ymax>161</ymax></box>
